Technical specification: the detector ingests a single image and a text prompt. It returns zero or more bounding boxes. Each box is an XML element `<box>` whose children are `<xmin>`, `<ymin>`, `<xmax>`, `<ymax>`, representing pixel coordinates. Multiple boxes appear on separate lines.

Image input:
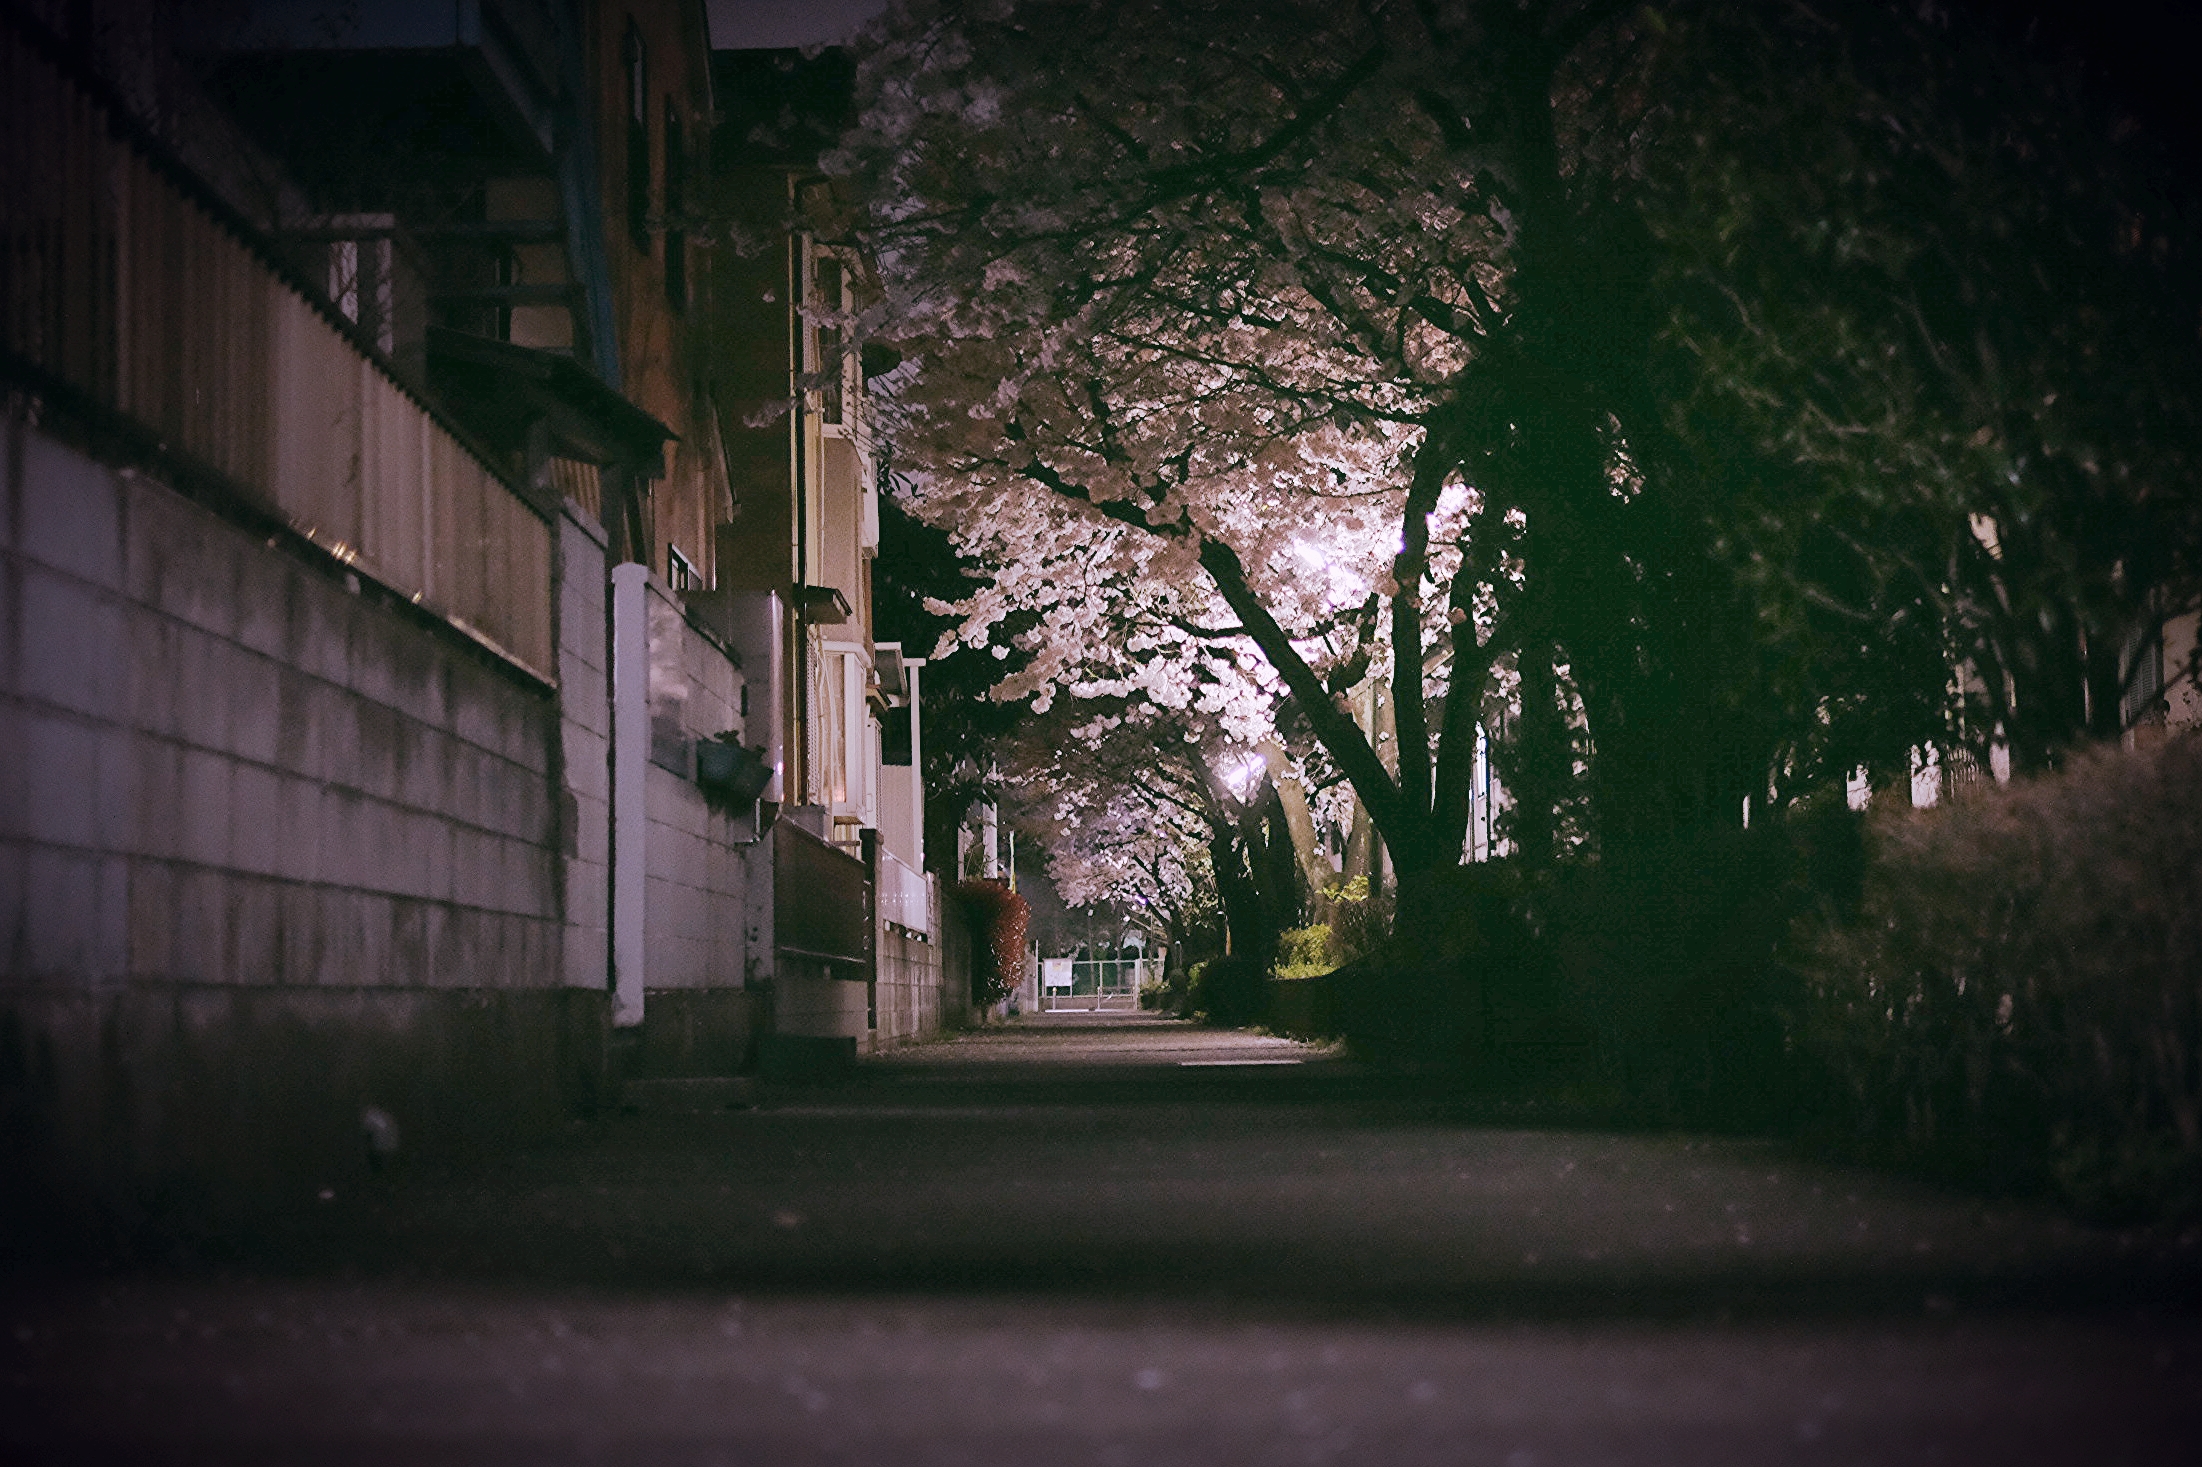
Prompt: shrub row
<box><xmin>1798</xmin><ymin>734</ymin><xmax>2202</xmax><ymax>1221</ymax></box>
<box><xmin>1287</xmin><ymin>814</ymin><xmax>1853</xmax><ymax>1123</ymax></box>
<box><xmin>1198</xmin><ymin>734</ymin><xmax>2199</xmax><ymax>1222</ymax></box>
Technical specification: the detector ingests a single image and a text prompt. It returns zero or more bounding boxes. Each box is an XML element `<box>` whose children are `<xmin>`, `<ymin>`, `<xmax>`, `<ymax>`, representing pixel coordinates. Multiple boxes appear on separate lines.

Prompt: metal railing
<box><xmin>0</xmin><ymin>17</ymin><xmax>553</xmax><ymax>680</ymax></box>
<box><xmin>876</xmin><ymin>848</ymin><xmax>930</xmax><ymax>937</ymax></box>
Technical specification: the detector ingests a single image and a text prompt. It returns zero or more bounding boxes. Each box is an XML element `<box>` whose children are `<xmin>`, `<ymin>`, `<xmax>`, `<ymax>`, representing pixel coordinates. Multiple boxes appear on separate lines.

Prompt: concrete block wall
<box><xmin>868</xmin><ymin>875</ymin><xmax>968</xmax><ymax>1051</ymax></box>
<box><xmin>0</xmin><ymin>416</ymin><xmax>596</xmax><ymax>1223</ymax></box>
<box><xmin>642</xmin><ymin>766</ymin><xmax>749</xmax><ymax>992</ymax></box>
<box><xmin>870</xmin><ymin>923</ymin><xmax>941</xmax><ymax>1051</ymax></box>
<box><xmin>772</xmin><ymin>956</ymin><xmax>870</xmax><ymax>1042</ymax></box>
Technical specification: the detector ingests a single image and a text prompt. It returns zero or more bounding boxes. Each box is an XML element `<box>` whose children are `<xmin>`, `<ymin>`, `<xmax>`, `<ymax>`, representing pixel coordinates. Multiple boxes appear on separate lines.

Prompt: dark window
<box><xmin>668</xmin><ymin>543</ymin><xmax>698</xmax><ymax>591</ymax></box>
<box><xmin>663</xmin><ymin>100</ymin><xmax>687</xmax><ymax>310</ymax></box>
<box><xmin>493</xmin><ymin>244</ymin><xmax>517</xmax><ymax>340</ymax></box>
<box><xmin>881</xmin><ymin>704</ymin><xmax>913</xmax><ymax>766</ymax></box>
<box><xmin>624</xmin><ymin>23</ymin><xmax>650</xmax><ymax>252</ymax></box>
<box><xmin>814</xmin><ymin>253</ymin><xmax>844</xmax><ymax>424</ymax></box>
<box><xmin>817</xmin><ymin>326</ymin><xmax>843</xmax><ymax>425</ymax></box>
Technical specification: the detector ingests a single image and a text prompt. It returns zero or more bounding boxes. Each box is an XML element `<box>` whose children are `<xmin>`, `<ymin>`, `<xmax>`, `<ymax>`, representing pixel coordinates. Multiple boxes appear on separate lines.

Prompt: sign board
<box><xmin>1041</xmin><ymin>958</ymin><xmax>1074</xmax><ymax>989</ymax></box>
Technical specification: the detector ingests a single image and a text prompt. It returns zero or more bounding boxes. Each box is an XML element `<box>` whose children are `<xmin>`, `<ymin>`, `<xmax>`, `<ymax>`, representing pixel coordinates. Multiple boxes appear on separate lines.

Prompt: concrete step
<box><xmin>620</xmin><ymin>1076</ymin><xmax>759</xmax><ymax>1113</ymax></box>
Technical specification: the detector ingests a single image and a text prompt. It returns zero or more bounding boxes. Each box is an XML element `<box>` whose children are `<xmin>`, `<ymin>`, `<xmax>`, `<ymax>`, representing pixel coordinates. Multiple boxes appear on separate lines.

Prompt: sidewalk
<box><xmin>6</xmin><ymin>1016</ymin><xmax>2200</xmax><ymax>1464</ymax></box>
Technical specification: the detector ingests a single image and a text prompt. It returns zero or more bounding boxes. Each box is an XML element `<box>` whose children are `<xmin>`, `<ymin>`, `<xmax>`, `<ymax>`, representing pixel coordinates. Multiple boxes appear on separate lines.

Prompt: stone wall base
<box><xmin>632</xmin><ymin>988</ymin><xmax>760</xmax><ymax>1078</ymax></box>
<box><xmin>0</xmin><ymin>983</ymin><xmax>610</xmax><ymax>1253</ymax></box>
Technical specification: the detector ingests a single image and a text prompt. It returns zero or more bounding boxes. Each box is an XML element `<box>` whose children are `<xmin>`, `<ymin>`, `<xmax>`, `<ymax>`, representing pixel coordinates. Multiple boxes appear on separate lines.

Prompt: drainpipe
<box><xmin>790</xmin><ymin>220</ymin><xmax>810</xmax><ymax>807</ymax></box>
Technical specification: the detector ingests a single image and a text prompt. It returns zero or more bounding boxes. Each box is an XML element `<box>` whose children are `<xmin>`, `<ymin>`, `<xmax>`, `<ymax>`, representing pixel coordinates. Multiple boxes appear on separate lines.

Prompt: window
<box><xmin>492</xmin><ymin>243</ymin><xmax>517</xmax><ymax>340</ymax></box>
<box><xmin>816</xmin><ymin>326</ymin><xmax>843</xmax><ymax>425</ymax></box>
<box><xmin>328</xmin><ymin>240</ymin><xmax>359</xmax><ymax>323</ymax></box>
<box><xmin>663</xmin><ymin>99</ymin><xmax>687</xmax><ymax>310</ymax></box>
<box><xmin>817</xmin><ymin>651</ymin><xmax>848</xmax><ymax>804</ymax></box>
<box><xmin>623</xmin><ymin>22</ymin><xmax>650</xmax><ymax>252</ymax></box>
<box><xmin>667</xmin><ymin>543</ymin><xmax>698</xmax><ymax>592</ymax></box>
<box><xmin>881</xmin><ymin>704</ymin><xmax>912</xmax><ymax>766</ymax></box>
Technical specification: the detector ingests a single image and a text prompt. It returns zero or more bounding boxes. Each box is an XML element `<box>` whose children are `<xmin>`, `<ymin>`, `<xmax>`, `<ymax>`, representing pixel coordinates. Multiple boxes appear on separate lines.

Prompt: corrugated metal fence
<box><xmin>773</xmin><ymin>818</ymin><xmax>873</xmax><ymax>971</ymax></box>
<box><xmin>0</xmin><ymin>18</ymin><xmax>552</xmax><ymax>679</ymax></box>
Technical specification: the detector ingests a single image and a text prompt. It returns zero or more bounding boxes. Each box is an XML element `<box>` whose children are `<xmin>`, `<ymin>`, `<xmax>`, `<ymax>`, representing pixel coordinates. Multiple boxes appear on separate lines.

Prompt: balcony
<box><xmin>209</xmin><ymin>0</ymin><xmax>563</xmax><ymax>170</ymax></box>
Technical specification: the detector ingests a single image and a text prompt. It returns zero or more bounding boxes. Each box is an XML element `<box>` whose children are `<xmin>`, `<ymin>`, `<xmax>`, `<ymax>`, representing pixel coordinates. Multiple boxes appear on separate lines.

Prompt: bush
<box><xmin>1317</xmin><ymin>808</ymin><xmax>1860</xmax><ymax>1118</ymax></box>
<box><xmin>1315</xmin><ymin>877</ymin><xmax>1392</xmax><ymax>966</ymax></box>
<box><xmin>1140</xmin><ymin>961</ymin><xmax>1193</xmax><ymax>1013</ymax></box>
<box><xmin>1797</xmin><ymin>734</ymin><xmax>2202</xmax><ymax>1221</ymax></box>
<box><xmin>1273</xmin><ymin>923</ymin><xmax>1337</xmax><ymax>979</ymax></box>
<box><xmin>1533</xmin><ymin>802</ymin><xmax>1862</xmax><ymax>1124</ymax></box>
<box><xmin>1188</xmin><ymin>955</ymin><xmax>1268</xmax><ymax>1028</ymax></box>
<box><xmin>953</xmin><ymin>879</ymin><xmax>1031</xmax><ymax>1008</ymax></box>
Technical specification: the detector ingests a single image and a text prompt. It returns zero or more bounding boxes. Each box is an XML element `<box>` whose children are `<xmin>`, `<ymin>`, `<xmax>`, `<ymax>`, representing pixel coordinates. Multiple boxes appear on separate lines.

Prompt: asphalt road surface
<box><xmin>6</xmin><ymin>1014</ymin><xmax>2199</xmax><ymax>1464</ymax></box>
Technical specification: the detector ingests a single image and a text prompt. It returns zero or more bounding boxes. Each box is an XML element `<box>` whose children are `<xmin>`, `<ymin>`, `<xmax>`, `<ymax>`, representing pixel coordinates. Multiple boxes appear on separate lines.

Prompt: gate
<box><xmin>1039</xmin><ymin>956</ymin><xmax>1157</xmax><ymax>1012</ymax></box>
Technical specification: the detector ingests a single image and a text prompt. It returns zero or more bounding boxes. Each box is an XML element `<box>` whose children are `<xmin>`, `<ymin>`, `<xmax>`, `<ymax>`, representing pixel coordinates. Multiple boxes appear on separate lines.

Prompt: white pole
<box><xmin>610</xmin><ymin>563</ymin><xmax>650</xmax><ymax>1028</ymax></box>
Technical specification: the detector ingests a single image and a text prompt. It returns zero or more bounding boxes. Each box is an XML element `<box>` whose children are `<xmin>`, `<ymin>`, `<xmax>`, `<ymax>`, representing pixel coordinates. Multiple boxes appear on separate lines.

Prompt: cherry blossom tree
<box><xmin>833</xmin><ymin>0</ymin><xmax>1611</xmax><ymax>877</ymax></box>
<box><xmin>834</xmin><ymin>0</ymin><xmax>2202</xmax><ymax>881</ymax></box>
<box><xmin>994</xmin><ymin>683</ymin><xmax>1317</xmax><ymax>972</ymax></box>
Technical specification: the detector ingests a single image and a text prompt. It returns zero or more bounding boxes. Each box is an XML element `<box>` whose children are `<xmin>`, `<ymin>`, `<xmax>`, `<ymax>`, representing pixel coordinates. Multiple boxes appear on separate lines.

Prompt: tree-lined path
<box><xmin>7</xmin><ymin>1015</ymin><xmax>2199</xmax><ymax>1464</ymax></box>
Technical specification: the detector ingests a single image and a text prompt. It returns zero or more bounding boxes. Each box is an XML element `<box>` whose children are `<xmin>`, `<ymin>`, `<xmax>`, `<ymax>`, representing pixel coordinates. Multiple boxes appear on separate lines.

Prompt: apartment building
<box><xmin>0</xmin><ymin>1</ymin><xmax>960</xmax><ymax>1216</ymax></box>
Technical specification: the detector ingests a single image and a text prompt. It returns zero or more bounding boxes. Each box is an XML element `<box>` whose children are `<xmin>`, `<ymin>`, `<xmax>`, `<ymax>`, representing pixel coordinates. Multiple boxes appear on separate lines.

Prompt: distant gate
<box><xmin>1039</xmin><ymin>956</ymin><xmax>1158</xmax><ymax>1012</ymax></box>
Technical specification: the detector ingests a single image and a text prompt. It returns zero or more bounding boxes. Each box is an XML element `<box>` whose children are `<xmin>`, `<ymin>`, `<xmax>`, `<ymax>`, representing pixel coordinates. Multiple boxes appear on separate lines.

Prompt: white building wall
<box><xmin>610</xmin><ymin>565</ymin><xmax>649</xmax><ymax>1026</ymax></box>
<box><xmin>558</xmin><ymin>507</ymin><xmax>610</xmax><ymax>994</ymax></box>
<box><xmin>2164</xmin><ymin>611</ymin><xmax>2200</xmax><ymax>730</ymax></box>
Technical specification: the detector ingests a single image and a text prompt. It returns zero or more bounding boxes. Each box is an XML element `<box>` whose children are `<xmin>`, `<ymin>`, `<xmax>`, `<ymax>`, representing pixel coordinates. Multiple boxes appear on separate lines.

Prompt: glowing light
<box><xmin>1222</xmin><ymin>751</ymin><xmax>1267</xmax><ymax>797</ymax></box>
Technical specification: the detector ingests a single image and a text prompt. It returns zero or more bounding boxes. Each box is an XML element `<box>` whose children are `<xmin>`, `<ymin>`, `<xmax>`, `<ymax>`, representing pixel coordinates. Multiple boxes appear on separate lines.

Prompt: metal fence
<box><xmin>773</xmin><ymin>818</ymin><xmax>873</xmax><ymax>971</ymax></box>
<box><xmin>876</xmin><ymin>848</ymin><xmax>930</xmax><ymax>936</ymax></box>
<box><xmin>0</xmin><ymin>18</ymin><xmax>553</xmax><ymax>679</ymax></box>
<box><xmin>1039</xmin><ymin>957</ymin><xmax>1159</xmax><ymax>1012</ymax></box>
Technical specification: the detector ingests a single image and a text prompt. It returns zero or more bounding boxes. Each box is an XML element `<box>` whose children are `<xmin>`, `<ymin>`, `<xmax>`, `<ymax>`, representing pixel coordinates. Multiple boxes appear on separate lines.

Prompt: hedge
<box><xmin>1797</xmin><ymin>733</ymin><xmax>2202</xmax><ymax>1221</ymax></box>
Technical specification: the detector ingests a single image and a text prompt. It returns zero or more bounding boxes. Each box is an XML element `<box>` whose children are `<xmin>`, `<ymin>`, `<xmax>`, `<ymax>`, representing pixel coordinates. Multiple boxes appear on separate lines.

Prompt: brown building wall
<box><xmin>708</xmin><ymin>165</ymin><xmax>802</xmax><ymax>595</ymax></box>
<box><xmin>592</xmin><ymin>0</ymin><xmax>720</xmax><ymax>587</ymax></box>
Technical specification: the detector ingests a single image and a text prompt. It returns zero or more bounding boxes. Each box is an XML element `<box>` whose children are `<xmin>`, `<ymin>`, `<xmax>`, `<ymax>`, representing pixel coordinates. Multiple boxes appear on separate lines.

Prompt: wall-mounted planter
<box><xmin>697</xmin><ymin>737</ymin><xmax>773</xmax><ymax>805</ymax></box>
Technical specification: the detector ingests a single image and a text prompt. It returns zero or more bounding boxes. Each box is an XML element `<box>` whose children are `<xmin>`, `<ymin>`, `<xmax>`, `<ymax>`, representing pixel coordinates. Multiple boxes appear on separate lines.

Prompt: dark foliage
<box><xmin>1798</xmin><ymin>734</ymin><xmax>2202</xmax><ymax>1222</ymax></box>
<box><xmin>953</xmin><ymin>878</ymin><xmax>1031</xmax><ymax>1007</ymax></box>
<box><xmin>1188</xmin><ymin>955</ymin><xmax>1269</xmax><ymax>1030</ymax></box>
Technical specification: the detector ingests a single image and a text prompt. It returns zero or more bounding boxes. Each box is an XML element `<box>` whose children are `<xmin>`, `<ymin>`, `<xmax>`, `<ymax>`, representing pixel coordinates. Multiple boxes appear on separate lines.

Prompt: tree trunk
<box><xmin>1499</xmin><ymin>643</ymin><xmax>1566</xmax><ymax>869</ymax></box>
<box><xmin>1264</xmin><ymin>743</ymin><xmax>1336</xmax><ymax>899</ymax></box>
<box><xmin>1208</xmin><ymin>830</ymin><xmax>1274</xmax><ymax>974</ymax></box>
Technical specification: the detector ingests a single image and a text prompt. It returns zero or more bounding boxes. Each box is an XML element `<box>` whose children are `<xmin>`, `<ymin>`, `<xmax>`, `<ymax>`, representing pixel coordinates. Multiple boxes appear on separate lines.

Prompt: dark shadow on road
<box><xmin>21</xmin><ymin>1015</ymin><xmax>2191</xmax><ymax>1330</ymax></box>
